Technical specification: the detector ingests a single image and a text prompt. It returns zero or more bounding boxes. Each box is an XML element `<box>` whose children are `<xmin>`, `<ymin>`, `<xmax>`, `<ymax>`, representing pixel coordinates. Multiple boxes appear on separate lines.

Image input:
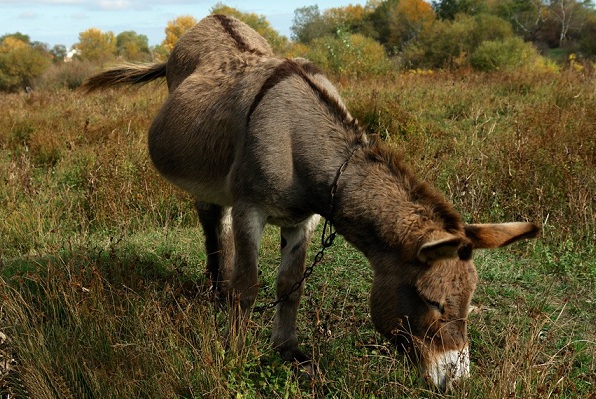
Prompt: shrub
<box><xmin>466</xmin><ymin>13</ymin><xmax>514</xmax><ymax>49</ymax></box>
<box><xmin>304</xmin><ymin>30</ymin><xmax>392</xmax><ymax>78</ymax></box>
<box><xmin>578</xmin><ymin>13</ymin><xmax>596</xmax><ymax>58</ymax></box>
<box><xmin>35</xmin><ymin>60</ymin><xmax>98</xmax><ymax>90</ymax></box>
<box><xmin>0</xmin><ymin>39</ymin><xmax>51</xmax><ymax>92</ymax></box>
<box><xmin>470</xmin><ymin>37</ymin><xmax>545</xmax><ymax>72</ymax></box>
<box><xmin>403</xmin><ymin>13</ymin><xmax>514</xmax><ymax>69</ymax></box>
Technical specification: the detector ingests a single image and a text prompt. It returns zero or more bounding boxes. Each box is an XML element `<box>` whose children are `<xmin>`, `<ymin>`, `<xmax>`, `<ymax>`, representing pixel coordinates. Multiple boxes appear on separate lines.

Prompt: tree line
<box><xmin>290</xmin><ymin>0</ymin><xmax>594</xmax><ymax>69</ymax></box>
<box><xmin>0</xmin><ymin>0</ymin><xmax>594</xmax><ymax>92</ymax></box>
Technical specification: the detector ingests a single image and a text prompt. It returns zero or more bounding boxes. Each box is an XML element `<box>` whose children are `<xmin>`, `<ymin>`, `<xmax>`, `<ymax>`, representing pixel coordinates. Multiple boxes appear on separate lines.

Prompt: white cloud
<box><xmin>98</xmin><ymin>0</ymin><xmax>132</xmax><ymax>10</ymax></box>
<box><xmin>0</xmin><ymin>0</ymin><xmax>204</xmax><ymax>4</ymax></box>
<box><xmin>69</xmin><ymin>12</ymin><xmax>89</xmax><ymax>19</ymax></box>
<box><xmin>0</xmin><ymin>0</ymin><xmax>85</xmax><ymax>4</ymax></box>
<box><xmin>18</xmin><ymin>10</ymin><xmax>38</xmax><ymax>18</ymax></box>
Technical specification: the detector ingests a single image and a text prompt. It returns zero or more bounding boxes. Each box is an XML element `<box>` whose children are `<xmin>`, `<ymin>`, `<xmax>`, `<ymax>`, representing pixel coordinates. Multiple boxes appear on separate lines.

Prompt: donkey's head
<box><xmin>369</xmin><ymin>222</ymin><xmax>539</xmax><ymax>390</ymax></box>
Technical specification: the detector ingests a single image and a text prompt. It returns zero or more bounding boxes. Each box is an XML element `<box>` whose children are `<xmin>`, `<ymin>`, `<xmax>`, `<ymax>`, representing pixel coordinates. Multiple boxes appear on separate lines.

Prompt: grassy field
<box><xmin>1</xmin><ymin>68</ymin><xmax>595</xmax><ymax>398</ymax></box>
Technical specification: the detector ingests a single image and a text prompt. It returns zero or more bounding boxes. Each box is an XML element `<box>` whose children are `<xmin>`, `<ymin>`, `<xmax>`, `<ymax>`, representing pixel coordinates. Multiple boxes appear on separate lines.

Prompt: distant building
<box><xmin>64</xmin><ymin>48</ymin><xmax>81</xmax><ymax>62</ymax></box>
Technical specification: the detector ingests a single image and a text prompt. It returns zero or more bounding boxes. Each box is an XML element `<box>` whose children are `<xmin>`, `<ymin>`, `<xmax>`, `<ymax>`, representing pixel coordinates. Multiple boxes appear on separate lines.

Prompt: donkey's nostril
<box><xmin>458</xmin><ymin>243</ymin><xmax>473</xmax><ymax>260</ymax></box>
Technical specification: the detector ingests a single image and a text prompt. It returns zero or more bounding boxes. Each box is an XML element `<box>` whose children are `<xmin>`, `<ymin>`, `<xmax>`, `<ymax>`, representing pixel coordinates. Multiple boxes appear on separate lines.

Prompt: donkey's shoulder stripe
<box><xmin>247</xmin><ymin>59</ymin><xmax>356</xmax><ymax>130</ymax></box>
<box><xmin>247</xmin><ymin>59</ymin><xmax>301</xmax><ymax>125</ymax></box>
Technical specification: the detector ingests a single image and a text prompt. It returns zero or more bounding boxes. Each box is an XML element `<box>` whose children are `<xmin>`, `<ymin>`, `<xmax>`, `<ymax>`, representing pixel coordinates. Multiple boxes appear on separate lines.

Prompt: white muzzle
<box><xmin>422</xmin><ymin>346</ymin><xmax>470</xmax><ymax>391</ymax></box>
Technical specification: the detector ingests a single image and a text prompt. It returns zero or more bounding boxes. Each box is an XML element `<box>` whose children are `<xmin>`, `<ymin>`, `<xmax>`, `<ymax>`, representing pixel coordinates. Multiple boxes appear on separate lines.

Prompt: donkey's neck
<box><xmin>330</xmin><ymin>142</ymin><xmax>463</xmax><ymax>261</ymax></box>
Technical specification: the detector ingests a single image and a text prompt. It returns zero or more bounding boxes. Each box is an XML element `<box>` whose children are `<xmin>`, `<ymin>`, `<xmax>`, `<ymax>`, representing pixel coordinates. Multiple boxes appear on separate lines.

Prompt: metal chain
<box><xmin>253</xmin><ymin>148</ymin><xmax>357</xmax><ymax>313</ymax></box>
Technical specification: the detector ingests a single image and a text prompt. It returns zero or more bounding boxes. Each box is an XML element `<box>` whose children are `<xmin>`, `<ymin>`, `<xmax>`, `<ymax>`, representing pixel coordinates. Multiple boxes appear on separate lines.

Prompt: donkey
<box><xmin>82</xmin><ymin>14</ymin><xmax>539</xmax><ymax>390</ymax></box>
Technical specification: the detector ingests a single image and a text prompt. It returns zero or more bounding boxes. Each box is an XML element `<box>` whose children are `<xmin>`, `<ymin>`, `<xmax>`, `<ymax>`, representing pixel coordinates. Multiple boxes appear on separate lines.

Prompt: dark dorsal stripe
<box><xmin>212</xmin><ymin>14</ymin><xmax>267</xmax><ymax>56</ymax></box>
<box><xmin>247</xmin><ymin>59</ymin><xmax>356</xmax><ymax>130</ymax></box>
<box><xmin>297</xmin><ymin>61</ymin><xmax>323</xmax><ymax>76</ymax></box>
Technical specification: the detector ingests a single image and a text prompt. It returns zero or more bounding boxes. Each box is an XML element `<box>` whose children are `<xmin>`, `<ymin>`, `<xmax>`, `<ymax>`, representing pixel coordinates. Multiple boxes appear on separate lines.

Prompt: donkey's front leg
<box><xmin>272</xmin><ymin>215</ymin><xmax>320</xmax><ymax>364</ymax></box>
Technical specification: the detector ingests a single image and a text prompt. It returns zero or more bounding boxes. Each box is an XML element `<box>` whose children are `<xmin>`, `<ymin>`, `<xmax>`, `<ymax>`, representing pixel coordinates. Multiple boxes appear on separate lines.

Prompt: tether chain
<box><xmin>253</xmin><ymin>148</ymin><xmax>357</xmax><ymax>313</ymax></box>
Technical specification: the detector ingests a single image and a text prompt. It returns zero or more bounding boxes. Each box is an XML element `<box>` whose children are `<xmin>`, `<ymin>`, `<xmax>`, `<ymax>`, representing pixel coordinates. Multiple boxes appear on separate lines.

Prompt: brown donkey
<box><xmin>82</xmin><ymin>15</ymin><xmax>539</xmax><ymax>390</ymax></box>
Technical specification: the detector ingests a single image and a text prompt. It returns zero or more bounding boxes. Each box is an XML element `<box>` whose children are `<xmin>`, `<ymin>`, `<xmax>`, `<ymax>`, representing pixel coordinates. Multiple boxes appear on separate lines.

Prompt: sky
<box><xmin>0</xmin><ymin>0</ymin><xmax>368</xmax><ymax>49</ymax></box>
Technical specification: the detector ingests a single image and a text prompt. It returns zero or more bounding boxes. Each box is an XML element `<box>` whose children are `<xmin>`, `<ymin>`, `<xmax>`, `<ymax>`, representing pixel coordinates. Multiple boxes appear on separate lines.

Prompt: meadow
<box><xmin>1</xmin><ymin>68</ymin><xmax>594</xmax><ymax>398</ymax></box>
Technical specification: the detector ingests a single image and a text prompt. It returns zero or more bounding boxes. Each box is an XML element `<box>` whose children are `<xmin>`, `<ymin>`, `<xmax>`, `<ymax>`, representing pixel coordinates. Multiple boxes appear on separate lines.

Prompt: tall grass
<box><xmin>344</xmin><ymin>69</ymin><xmax>596</xmax><ymax>251</ymax></box>
<box><xmin>1</xmin><ymin>69</ymin><xmax>595</xmax><ymax>397</ymax></box>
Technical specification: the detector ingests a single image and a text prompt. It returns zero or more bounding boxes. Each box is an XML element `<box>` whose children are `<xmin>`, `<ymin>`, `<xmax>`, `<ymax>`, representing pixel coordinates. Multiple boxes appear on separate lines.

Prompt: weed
<box><xmin>1</xmin><ymin>70</ymin><xmax>594</xmax><ymax>397</ymax></box>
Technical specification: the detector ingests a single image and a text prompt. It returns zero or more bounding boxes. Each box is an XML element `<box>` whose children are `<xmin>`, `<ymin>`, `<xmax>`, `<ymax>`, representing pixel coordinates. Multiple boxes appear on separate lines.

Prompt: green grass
<box><xmin>1</xmin><ymin>228</ymin><xmax>593</xmax><ymax>398</ymax></box>
<box><xmin>1</xmin><ymin>69</ymin><xmax>595</xmax><ymax>397</ymax></box>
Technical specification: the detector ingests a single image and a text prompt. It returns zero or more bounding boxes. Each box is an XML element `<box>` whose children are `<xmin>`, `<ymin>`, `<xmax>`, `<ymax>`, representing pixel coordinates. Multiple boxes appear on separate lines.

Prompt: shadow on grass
<box><xmin>0</xmin><ymin>241</ymin><xmax>226</xmax><ymax>398</ymax></box>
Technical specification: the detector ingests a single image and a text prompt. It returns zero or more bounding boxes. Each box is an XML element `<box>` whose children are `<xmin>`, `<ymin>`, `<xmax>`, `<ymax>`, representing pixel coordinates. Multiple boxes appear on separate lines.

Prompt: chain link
<box><xmin>253</xmin><ymin>149</ymin><xmax>357</xmax><ymax>313</ymax></box>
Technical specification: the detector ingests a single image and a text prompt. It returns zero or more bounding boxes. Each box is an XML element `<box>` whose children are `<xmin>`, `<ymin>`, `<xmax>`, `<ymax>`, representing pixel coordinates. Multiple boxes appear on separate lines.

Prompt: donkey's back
<box><xmin>81</xmin><ymin>14</ymin><xmax>273</xmax><ymax>94</ymax></box>
<box><xmin>166</xmin><ymin>14</ymin><xmax>273</xmax><ymax>92</ymax></box>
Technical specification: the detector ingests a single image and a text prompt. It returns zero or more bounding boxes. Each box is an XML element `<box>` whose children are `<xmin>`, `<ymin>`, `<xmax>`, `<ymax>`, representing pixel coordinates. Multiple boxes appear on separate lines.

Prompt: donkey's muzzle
<box><xmin>422</xmin><ymin>345</ymin><xmax>470</xmax><ymax>391</ymax></box>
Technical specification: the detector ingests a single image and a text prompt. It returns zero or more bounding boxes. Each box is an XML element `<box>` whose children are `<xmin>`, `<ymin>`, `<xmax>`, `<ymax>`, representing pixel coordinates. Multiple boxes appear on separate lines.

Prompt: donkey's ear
<box><xmin>464</xmin><ymin>222</ymin><xmax>540</xmax><ymax>249</ymax></box>
<box><xmin>417</xmin><ymin>235</ymin><xmax>464</xmax><ymax>263</ymax></box>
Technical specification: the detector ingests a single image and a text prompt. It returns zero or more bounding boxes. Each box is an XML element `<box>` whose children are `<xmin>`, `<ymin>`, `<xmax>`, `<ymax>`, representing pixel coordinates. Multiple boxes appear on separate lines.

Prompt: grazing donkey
<box><xmin>82</xmin><ymin>15</ymin><xmax>539</xmax><ymax>390</ymax></box>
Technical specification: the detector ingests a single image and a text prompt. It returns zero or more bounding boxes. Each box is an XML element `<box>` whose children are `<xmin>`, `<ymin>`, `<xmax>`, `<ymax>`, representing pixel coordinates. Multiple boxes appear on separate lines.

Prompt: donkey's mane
<box><xmin>365</xmin><ymin>137</ymin><xmax>464</xmax><ymax>234</ymax></box>
<box><xmin>247</xmin><ymin>59</ymin><xmax>359</xmax><ymax>134</ymax></box>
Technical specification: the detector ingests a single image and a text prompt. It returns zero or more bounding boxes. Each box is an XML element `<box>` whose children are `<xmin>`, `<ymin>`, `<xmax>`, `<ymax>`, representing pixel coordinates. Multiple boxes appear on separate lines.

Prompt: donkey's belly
<box><xmin>168</xmin><ymin>175</ymin><xmax>233</xmax><ymax>206</ymax></box>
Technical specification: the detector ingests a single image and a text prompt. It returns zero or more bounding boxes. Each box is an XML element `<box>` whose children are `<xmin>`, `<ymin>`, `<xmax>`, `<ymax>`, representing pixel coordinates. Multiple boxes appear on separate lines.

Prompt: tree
<box><xmin>291</xmin><ymin>5</ymin><xmax>330</xmax><ymax>43</ymax></box>
<box><xmin>367</xmin><ymin>0</ymin><xmax>399</xmax><ymax>44</ymax></box>
<box><xmin>388</xmin><ymin>0</ymin><xmax>435</xmax><ymax>50</ymax></box>
<box><xmin>495</xmin><ymin>0</ymin><xmax>545</xmax><ymax>40</ymax></box>
<box><xmin>547</xmin><ymin>0</ymin><xmax>592</xmax><ymax>47</ymax></box>
<box><xmin>292</xmin><ymin>3</ymin><xmax>380</xmax><ymax>44</ymax></box>
<box><xmin>49</xmin><ymin>44</ymin><xmax>67</xmax><ymax>63</ymax></box>
<box><xmin>77</xmin><ymin>28</ymin><xmax>117</xmax><ymax>62</ymax></box>
<box><xmin>162</xmin><ymin>15</ymin><xmax>197</xmax><ymax>53</ymax></box>
<box><xmin>323</xmin><ymin>4</ymin><xmax>371</xmax><ymax>34</ymax></box>
<box><xmin>151</xmin><ymin>44</ymin><xmax>169</xmax><ymax>62</ymax></box>
<box><xmin>432</xmin><ymin>0</ymin><xmax>488</xmax><ymax>19</ymax></box>
<box><xmin>403</xmin><ymin>13</ymin><xmax>514</xmax><ymax>68</ymax></box>
<box><xmin>0</xmin><ymin>35</ymin><xmax>51</xmax><ymax>91</ymax></box>
<box><xmin>116</xmin><ymin>31</ymin><xmax>150</xmax><ymax>61</ymax></box>
<box><xmin>578</xmin><ymin>10</ymin><xmax>596</xmax><ymax>55</ymax></box>
<box><xmin>210</xmin><ymin>3</ymin><xmax>288</xmax><ymax>51</ymax></box>
<box><xmin>0</xmin><ymin>32</ymin><xmax>30</xmax><ymax>45</ymax></box>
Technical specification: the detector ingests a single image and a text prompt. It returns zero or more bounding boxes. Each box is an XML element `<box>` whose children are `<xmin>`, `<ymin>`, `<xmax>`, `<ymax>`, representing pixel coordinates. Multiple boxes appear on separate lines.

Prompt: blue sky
<box><xmin>0</xmin><ymin>1</ymin><xmax>368</xmax><ymax>49</ymax></box>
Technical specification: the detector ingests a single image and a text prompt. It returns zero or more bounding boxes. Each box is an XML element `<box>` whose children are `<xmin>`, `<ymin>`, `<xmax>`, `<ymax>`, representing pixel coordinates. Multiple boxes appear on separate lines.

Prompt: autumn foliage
<box><xmin>77</xmin><ymin>28</ymin><xmax>117</xmax><ymax>62</ymax></box>
<box><xmin>162</xmin><ymin>15</ymin><xmax>197</xmax><ymax>53</ymax></box>
<box><xmin>0</xmin><ymin>35</ymin><xmax>50</xmax><ymax>91</ymax></box>
<box><xmin>0</xmin><ymin>1</ymin><xmax>595</xmax><ymax>92</ymax></box>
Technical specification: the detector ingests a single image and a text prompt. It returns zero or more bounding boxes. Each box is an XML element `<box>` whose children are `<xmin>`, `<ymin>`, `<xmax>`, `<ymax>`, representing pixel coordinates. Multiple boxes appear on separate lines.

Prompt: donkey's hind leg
<box><xmin>271</xmin><ymin>214</ymin><xmax>321</xmax><ymax>365</ymax></box>
<box><xmin>195</xmin><ymin>201</ymin><xmax>234</xmax><ymax>296</ymax></box>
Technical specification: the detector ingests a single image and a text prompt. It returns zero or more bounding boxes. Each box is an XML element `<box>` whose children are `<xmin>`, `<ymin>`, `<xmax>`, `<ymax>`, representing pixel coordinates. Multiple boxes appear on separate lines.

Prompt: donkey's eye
<box><xmin>424</xmin><ymin>298</ymin><xmax>445</xmax><ymax>314</ymax></box>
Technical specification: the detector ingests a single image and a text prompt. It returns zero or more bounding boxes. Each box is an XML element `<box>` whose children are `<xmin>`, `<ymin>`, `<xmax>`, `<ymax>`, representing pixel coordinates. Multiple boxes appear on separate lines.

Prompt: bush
<box><xmin>403</xmin><ymin>13</ymin><xmax>514</xmax><ymax>69</ymax></box>
<box><xmin>303</xmin><ymin>30</ymin><xmax>392</xmax><ymax>78</ymax></box>
<box><xmin>0</xmin><ymin>41</ymin><xmax>51</xmax><ymax>92</ymax></box>
<box><xmin>470</xmin><ymin>37</ymin><xmax>546</xmax><ymax>72</ymax></box>
<box><xmin>578</xmin><ymin>13</ymin><xmax>596</xmax><ymax>58</ymax></box>
<box><xmin>35</xmin><ymin>60</ymin><xmax>98</xmax><ymax>90</ymax></box>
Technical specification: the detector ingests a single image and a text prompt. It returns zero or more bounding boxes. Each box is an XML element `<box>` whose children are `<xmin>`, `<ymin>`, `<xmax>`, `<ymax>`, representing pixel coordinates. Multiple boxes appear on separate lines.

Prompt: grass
<box><xmin>1</xmin><ymin>69</ymin><xmax>595</xmax><ymax>398</ymax></box>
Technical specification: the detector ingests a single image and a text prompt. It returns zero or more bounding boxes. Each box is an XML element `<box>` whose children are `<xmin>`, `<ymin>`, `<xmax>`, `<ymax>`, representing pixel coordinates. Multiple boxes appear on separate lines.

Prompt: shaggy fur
<box><xmin>81</xmin><ymin>14</ymin><xmax>539</xmax><ymax>390</ymax></box>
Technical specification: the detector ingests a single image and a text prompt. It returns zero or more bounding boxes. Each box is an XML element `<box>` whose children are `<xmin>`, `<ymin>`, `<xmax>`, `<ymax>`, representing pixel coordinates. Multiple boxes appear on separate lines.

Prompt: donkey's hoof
<box><xmin>279</xmin><ymin>348</ymin><xmax>318</xmax><ymax>380</ymax></box>
<box><xmin>279</xmin><ymin>347</ymin><xmax>309</xmax><ymax>363</ymax></box>
<box><xmin>211</xmin><ymin>289</ymin><xmax>229</xmax><ymax>311</ymax></box>
<box><xmin>295</xmin><ymin>360</ymin><xmax>318</xmax><ymax>381</ymax></box>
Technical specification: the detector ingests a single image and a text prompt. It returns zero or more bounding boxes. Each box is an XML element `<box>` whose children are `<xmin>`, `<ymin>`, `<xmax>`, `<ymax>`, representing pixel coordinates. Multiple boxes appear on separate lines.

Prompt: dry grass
<box><xmin>1</xmin><ymin>69</ymin><xmax>595</xmax><ymax>398</ymax></box>
<box><xmin>342</xmin><ymin>70</ymin><xmax>596</xmax><ymax>247</ymax></box>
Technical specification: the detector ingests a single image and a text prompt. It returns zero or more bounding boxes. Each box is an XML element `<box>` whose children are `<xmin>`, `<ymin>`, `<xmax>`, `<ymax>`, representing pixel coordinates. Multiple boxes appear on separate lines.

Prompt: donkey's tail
<box><xmin>80</xmin><ymin>62</ymin><xmax>167</xmax><ymax>93</ymax></box>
